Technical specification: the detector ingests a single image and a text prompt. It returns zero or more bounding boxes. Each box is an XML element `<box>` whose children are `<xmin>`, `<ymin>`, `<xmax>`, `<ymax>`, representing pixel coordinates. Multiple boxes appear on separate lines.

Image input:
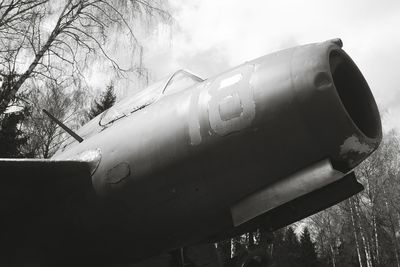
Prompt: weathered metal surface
<box><xmin>47</xmin><ymin>38</ymin><xmax>381</xmax><ymax>264</ymax></box>
<box><xmin>207</xmin><ymin>64</ymin><xmax>255</xmax><ymax>136</ymax></box>
<box><xmin>210</xmin><ymin>172</ymin><xmax>363</xmax><ymax>243</ymax></box>
<box><xmin>1</xmin><ymin>39</ymin><xmax>382</xmax><ymax>265</ymax></box>
<box><xmin>106</xmin><ymin>162</ymin><xmax>130</xmax><ymax>184</ymax></box>
<box><xmin>230</xmin><ymin>159</ymin><xmax>344</xmax><ymax>226</ymax></box>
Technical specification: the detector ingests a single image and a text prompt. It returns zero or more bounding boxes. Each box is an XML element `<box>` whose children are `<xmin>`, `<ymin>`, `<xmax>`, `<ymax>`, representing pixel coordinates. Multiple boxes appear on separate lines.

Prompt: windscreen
<box><xmin>57</xmin><ymin>70</ymin><xmax>203</xmax><ymax>153</ymax></box>
<box><xmin>100</xmin><ymin>70</ymin><xmax>202</xmax><ymax>126</ymax></box>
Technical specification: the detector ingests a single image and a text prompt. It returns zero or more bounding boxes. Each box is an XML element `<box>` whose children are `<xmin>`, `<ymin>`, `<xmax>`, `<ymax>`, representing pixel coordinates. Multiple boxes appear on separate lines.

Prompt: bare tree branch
<box><xmin>0</xmin><ymin>0</ymin><xmax>171</xmax><ymax>115</ymax></box>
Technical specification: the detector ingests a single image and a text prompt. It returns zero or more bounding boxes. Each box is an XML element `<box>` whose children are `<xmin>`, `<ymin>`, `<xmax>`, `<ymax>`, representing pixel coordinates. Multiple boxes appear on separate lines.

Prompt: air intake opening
<box><xmin>329</xmin><ymin>50</ymin><xmax>381</xmax><ymax>139</ymax></box>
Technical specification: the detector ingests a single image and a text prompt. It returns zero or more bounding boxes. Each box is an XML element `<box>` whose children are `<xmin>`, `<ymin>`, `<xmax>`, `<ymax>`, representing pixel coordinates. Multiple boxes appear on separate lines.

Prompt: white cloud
<box><xmin>139</xmin><ymin>0</ymin><xmax>400</xmax><ymax>130</ymax></box>
<box><xmin>81</xmin><ymin>1</ymin><xmax>399</xmax><ymax>130</ymax></box>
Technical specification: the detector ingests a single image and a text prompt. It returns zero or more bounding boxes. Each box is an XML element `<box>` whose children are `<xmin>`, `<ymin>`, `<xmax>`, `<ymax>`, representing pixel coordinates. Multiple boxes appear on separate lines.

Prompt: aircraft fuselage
<box><xmin>47</xmin><ymin>39</ymin><xmax>381</xmax><ymax>265</ymax></box>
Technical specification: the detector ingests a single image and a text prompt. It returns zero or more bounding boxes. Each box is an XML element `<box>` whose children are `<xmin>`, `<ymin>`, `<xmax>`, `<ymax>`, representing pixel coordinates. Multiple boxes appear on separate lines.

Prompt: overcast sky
<box><xmin>95</xmin><ymin>0</ymin><xmax>400</xmax><ymax>131</ymax></box>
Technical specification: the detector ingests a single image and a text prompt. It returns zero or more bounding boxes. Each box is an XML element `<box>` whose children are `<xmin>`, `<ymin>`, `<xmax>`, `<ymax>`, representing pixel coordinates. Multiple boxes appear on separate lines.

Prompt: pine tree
<box><xmin>216</xmin><ymin>239</ymin><xmax>231</xmax><ymax>264</ymax></box>
<box><xmin>270</xmin><ymin>228</ymin><xmax>285</xmax><ymax>260</ymax></box>
<box><xmin>271</xmin><ymin>227</ymin><xmax>301</xmax><ymax>267</ymax></box>
<box><xmin>285</xmin><ymin>227</ymin><xmax>301</xmax><ymax>267</ymax></box>
<box><xmin>0</xmin><ymin>109</ymin><xmax>29</xmax><ymax>158</ymax></box>
<box><xmin>88</xmin><ymin>82</ymin><xmax>117</xmax><ymax>120</ymax></box>
<box><xmin>299</xmin><ymin>227</ymin><xmax>318</xmax><ymax>267</ymax></box>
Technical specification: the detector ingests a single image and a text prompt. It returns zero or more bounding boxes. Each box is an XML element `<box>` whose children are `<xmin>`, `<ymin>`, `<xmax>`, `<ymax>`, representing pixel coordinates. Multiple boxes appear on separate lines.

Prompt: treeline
<box><xmin>216</xmin><ymin>226</ymin><xmax>318</xmax><ymax>267</ymax></box>
<box><xmin>310</xmin><ymin>130</ymin><xmax>400</xmax><ymax>267</ymax></box>
<box><xmin>216</xmin><ymin>130</ymin><xmax>400</xmax><ymax>267</ymax></box>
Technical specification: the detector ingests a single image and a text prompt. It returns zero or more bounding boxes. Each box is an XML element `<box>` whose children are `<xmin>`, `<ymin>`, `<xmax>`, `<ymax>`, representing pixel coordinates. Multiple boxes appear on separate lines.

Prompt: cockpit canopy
<box><xmin>100</xmin><ymin>70</ymin><xmax>203</xmax><ymax>126</ymax></box>
<box><xmin>57</xmin><ymin>70</ymin><xmax>203</xmax><ymax>153</ymax></box>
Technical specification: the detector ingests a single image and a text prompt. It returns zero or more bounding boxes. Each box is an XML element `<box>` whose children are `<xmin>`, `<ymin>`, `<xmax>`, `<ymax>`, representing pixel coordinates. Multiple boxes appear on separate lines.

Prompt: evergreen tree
<box><xmin>271</xmin><ymin>227</ymin><xmax>301</xmax><ymax>267</ymax></box>
<box><xmin>299</xmin><ymin>227</ymin><xmax>318</xmax><ymax>267</ymax></box>
<box><xmin>88</xmin><ymin>82</ymin><xmax>117</xmax><ymax>119</ymax></box>
<box><xmin>285</xmin><ymin>227</ymin><xmax>301</xmax><ymax>267</ymax></box>
<box><xmin>270</xmin><ymin>228</ymin><xmax>285</xmax><ymax>260</ymax></box>
<box><xmin>0</xmin><ymin>109</ymin><xmax>29</xmax><ymax>158</ymax></box>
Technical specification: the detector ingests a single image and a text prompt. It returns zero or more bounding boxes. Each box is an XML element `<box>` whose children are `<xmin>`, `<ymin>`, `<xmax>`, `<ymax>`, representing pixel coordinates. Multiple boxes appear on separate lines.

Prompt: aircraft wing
<box><xmin>0</xmin><ymin>158</ymin><xmax>92</xmax><ymax>219</ymax></box>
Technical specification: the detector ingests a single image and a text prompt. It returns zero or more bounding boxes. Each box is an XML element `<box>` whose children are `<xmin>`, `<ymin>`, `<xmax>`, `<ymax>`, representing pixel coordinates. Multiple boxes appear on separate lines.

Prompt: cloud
<box><xmin>87</xmin><ymin>0</ymin><xmax>399</xmax><ymax>130</ymax></box>
<box><xmin>142</xmin><ymin>0</ymin><xmax>400</xmax><ymax>130</ymax></box>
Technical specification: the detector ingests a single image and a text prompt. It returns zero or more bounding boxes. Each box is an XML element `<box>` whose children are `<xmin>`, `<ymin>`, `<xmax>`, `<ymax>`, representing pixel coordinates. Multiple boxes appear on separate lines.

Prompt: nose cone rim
<box><xmin>329</xmin><ymin>49</ymin><xmax>382</xmax><ymax>142</ymax></box>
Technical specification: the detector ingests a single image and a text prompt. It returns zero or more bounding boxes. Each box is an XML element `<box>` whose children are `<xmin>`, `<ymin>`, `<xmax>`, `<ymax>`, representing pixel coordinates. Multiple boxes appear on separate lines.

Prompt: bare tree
<box><xmin>308</xmin><ymin>129</ymin><xmax>400</xmax><ymax>267</ymax></box>
<box><xmin>0</xmin><ymin>0</ymin><xmax>170</xmax><ymax>115</ymax></box>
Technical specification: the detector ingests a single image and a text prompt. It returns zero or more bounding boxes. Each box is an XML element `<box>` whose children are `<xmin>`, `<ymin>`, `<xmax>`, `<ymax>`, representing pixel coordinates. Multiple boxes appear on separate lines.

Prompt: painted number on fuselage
<box><xmin>189</xmin><ymin>64</ymin><xmax>255</xmax><ymax>145</ymax></box>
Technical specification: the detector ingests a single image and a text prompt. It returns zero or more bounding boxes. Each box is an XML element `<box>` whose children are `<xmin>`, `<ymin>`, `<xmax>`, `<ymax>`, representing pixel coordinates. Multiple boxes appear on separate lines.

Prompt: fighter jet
<box><xmin>0</xmin><ymin>39</ymin><xmax>381</xmax><ymax>266</ymax></box>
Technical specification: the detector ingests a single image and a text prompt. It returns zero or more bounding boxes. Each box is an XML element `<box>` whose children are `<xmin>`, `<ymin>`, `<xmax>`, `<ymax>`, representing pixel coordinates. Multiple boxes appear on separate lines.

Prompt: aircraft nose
<box><xmin>249</xmin><ymin>39</ymin><xmax>381</xmax><ymax>171</ymax></box>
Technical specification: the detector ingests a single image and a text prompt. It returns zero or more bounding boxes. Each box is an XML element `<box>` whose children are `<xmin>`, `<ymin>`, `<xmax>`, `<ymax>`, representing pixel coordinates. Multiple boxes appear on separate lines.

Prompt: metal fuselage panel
<box><xmin>52</xmin><ymin>40</ymin><xmax>381</xmax><ymax>263</ymax></box>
